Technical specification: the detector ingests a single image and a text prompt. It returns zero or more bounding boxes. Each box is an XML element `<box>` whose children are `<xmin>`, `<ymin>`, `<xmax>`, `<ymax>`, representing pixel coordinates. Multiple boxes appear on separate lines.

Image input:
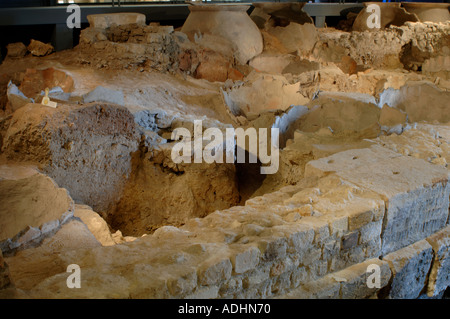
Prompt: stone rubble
<box><xmin>0</xmin><ymin>9</ymin><xmax>449</xmax><ymax>300</ymax></box>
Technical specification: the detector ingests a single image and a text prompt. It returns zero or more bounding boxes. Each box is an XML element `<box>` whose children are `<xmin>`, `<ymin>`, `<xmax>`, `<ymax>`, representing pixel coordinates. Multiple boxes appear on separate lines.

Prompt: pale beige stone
<box><xmin>87</xmin><ymin>13</ymin><xmax>146</xmax><ymax>29</ymax></box>
<box><xmin>383</xmin><ymin>239</ymin><xmax>434</xmax><ymax>299</ymax></box>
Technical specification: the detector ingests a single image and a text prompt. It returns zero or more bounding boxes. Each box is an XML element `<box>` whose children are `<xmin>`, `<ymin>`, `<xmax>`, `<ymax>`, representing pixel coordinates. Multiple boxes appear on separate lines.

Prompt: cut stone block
<box><xmin>383</xmin><ymin>239</ymin><xmax>434</xmax><ymax>299</ymax></box>
<box><xmin>279</xmin><ymin>274</ymin><xmax>341</xmax><ymax>299</ymax></box>
<box><xmin>331</xmin><ymin>258</ymin><xmax>392</xmax><ymax>299</ymax></box>
<box><xmin>231</xmin><ymin>246</ymin><xmax>260</xmax><ymax>274</ymax></box>
<box><xmin>0</xmin><ymin>250</ymin><xmax>11</xmax><ymax>289</ymax></box>
<box><xmin>87</xmin><ymin>13</ymin><xmax>146</xmax><ymax>29</ymax></box>
<box><xmin>426</xmin><ymin>225</ymin><xmax>450</xmax><ymax>297</ymax></box>
<box><xmin>305</xmin><ymin>145</ymin><xmax>450</xmax><ymax>255</ymax></box>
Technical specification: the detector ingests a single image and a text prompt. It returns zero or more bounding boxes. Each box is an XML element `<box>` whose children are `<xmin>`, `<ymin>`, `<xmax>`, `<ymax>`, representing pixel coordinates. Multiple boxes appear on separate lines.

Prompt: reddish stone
<box><xmin>339</xmin><ymin>56</ymin><xmax>357</xmax><ymax>75</ymax></box>
<box><xmin>178</xmin><ymin>51</ymin><xmax>192</xmax><ymax>72</ymax></box>
<box><xmin>227</xmin><ymin>68</ymin><xmax>244</xmax><ymax>81</ymax></box>
<box><xmin>19</xmin><ymin>68</ymin><xmax>74</xmax><ymax>98</ymax></box>
<box><xmin>194</xmin><ymin>50</ymin><xmax>230</xmax><ymax>83</ymax></box>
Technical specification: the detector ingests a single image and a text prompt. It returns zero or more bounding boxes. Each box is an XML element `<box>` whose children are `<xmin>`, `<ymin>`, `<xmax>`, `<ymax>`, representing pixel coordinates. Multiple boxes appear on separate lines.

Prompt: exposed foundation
<box><xmin>0</xmin><ymin>3</ymin><xmax>449</xmax><ymax>299</ymax></box>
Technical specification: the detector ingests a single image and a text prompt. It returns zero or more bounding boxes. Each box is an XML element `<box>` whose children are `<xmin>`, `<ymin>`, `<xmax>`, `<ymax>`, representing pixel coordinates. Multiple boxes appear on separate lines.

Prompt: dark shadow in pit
<box><xmin>235</xmin><ymin>148</ymin><xmax>266</xmax><ymax>205</ymax></box>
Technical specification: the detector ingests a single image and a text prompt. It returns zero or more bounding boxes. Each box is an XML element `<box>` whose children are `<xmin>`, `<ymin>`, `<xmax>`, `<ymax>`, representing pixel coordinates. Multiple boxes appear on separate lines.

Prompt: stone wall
<box><xmin>17</xmin><ymin>122</ymin><xmax>449</xmax><ymax>298</ymax></box>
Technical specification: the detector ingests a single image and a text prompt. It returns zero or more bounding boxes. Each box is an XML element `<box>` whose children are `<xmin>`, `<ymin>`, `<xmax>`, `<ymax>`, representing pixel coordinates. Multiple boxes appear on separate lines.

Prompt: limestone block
<box><xmin>280</xmin><ymin>275</ymin><xmax>341</xmax><ymax>299</ymax></box>
<box><xmin>379</xmin><ymin>105</ymin><xmax>407</xmax><ymax>127</ymax></box>
<box><xmin>378</xmin><ymin>81</ymin><xmax>450</xmax><ymax>123</ymax></box>
<box><xmin>0</xmin><ymin>164</ymin><xmax>74</xmax><ymax>253</ymax></box>
<box><xmin>243</xmin><ymin>266</ymin><xmax>271</xmax><ymax>288</ymax></box>
<box><xmin>167</xmin><ymin>268</ymin><xmax>197</xmax><ymax>296</ymax></box>
<box><xmin>258</xmin><ymin>237</ymin><xmax>287</xmax><ymax>262</ymax></box>
<box><xmin>331</xmin><ymin>258</ymin><xmax>392</xmax><ymax>299</ymax></box>
<box><xmin>87</xmin><ymin>13</ymin><xmax>146</xmax><ymax>29</ymax></box>
<box><xmin>82</xmin><ymin>86</ymin><xmax>125</xmax><ymax>106</ymax></box>
<box><xmin>231</xmin><ymin>246</ymin><xmax>260</xmax><ymax>274</ymax></box>
<box><xmin>426</xmin><ymin>225</ymin><xmax>450</xmax><ymax>297</ymax></box>
<box><xmin>222</xmin><ymin>72</ymin><xmax>309</xmax><ymax>116</ymax></box>
<box><xmin>249</xmin><ymin>54</ymin><xmax>295</xmax><ymax>74</ymax></box>
<box><xmin>305</xmin><ymin>145</ymin><xmax>450</xmax><ymax>255</ymax></box>
<box><xmin>185</xmin><ymin>285</ymin><xmax>219</xmax><ymax>299</ymax></box>
<box><xmin>198</xmin><ymin>258</ymin><xmax>232</xmax><ymax>286</ymax></box>
<box><xmin>383</xmin><ymin>239</ymin><xmax>434</xmax><ymax>299</ymax></box>
<box><xmin>74</xmin><ymin>204</ymin><xmax>115</xmax><ymax>246</ymax></box>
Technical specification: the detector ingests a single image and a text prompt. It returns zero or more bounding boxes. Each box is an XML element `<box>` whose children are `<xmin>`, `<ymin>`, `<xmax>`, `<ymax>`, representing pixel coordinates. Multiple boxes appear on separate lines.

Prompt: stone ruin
<box><xmin>0</xmin><ymin>3</ymin><xmax>449</xmax><ymax>299</ymax></box>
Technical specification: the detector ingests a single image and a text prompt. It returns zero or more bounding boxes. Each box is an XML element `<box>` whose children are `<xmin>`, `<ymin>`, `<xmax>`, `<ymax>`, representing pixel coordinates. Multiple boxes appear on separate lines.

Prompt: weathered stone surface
<box><xmin>231</xmin><ymin>246</ymin><xmax>260</xmax><ymax>274</ymax></box>
<box><xmin>249</xmin><ymin>54</ymin><xmax>295</xmax><ymax>74</ymax></box>
<box><xmin>6</xmin><ymin>81</ymin><xmax>33</xmax><ymax>112</ymax></box>
<box><xmin>373</xmin><ymin>123</ymin><xmax>450</xmax><ymax>169</ymax></box>
<box><xmin>222</xmin><ymin>72</ymin><xmax>309</xmax><ymax>116</ymax></box>
<box><xmin>74</xmin><ymin>204</ymin><xmax>115</xmax><ymax>246</ymax></box>
<box><xmin>0</xmin><ymin>164</ymin><xmax>74</xmax><ymax>254</ymax></box>
<box><xmin>305</xmin><ymin>145</ymin><xmax>450</xmax><ymax>255</ymax></box>
<box><xmin>267</xmin><ymin>22</ymin><xmax>317</xmax><ymax>56</ymax></box>
<box><xmin>379</xmin><ymin>81</ymin><xmax>450</xmax><ymax>123</ymax></box>
<box><xmin>332</xmin><ymin>258</ymin><xmax>392</xmax><ymax>299</ymax></box>
<box><xmin>87</xmin><ymin>13</ymin><xmax>146</xmax><ymax>29</ymax></box>
<box><xmin>27</xmin><ymin>39</ymin><xmax>54</xmax><ymax>57</ymax></box>
<box><xmin>297</xmin><ymin>92</ymin><xmax>381</xmax><ymax>135</ymax></box>
<box><xmin>6</xmin><ymin>42</ymin><xmax>27</xmax><ymax>59</ymax></box>
<box><xmin>198</xmin><ymin>258</ymin><xmax>232</xmax><ymax>286</ymax></box>
<box><xmin>422</xmin><ymin>55</ymin><xmax>450</xmax><ymax>78</ymax></box>
<box><xmin>78</xmin><ymin>23</ymin><xmax>179</xmax><ymax>73</ymax></box>
<box><xmin>379</xmin><ymin>105</ymin><xmax>407</xmax><ymax>127</ymax></box>
<box><xmin>383</xmin><ymin>239</ymin><xmax>434</xmax><ymax>299</ymax></box>
<box><xmin>2</xmin><ymin>103</ymin><xmax>139</xmax><ymax>214</ymax></box>
<box><xmin>82</xmin><ymin>86</ymin><xmax>125</xmax><ymax>106</ymax></box>
<box><xmin>426</xmin><ymin>225</ymin><xmax>450</xmax><ymax>297</ymax></box>
<box><xmin>279</xmin><ymin>273</ymin><xmax>341</xmax><ymax>299</ymax></box>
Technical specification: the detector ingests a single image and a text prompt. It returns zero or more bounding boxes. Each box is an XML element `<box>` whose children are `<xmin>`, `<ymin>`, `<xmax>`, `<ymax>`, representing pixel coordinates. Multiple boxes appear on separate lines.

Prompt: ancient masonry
<box><xmin>0</xmin><ymin>5</ymin><xmax>449</xmax><ymax>299</ymax></box>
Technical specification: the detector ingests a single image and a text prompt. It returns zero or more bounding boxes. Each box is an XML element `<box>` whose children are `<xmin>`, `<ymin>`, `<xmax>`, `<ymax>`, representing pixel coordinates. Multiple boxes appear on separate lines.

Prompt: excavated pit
<box><xmin>0</xmin><ymin>5</ymin><xmax>450</xmax><ymax>299</ymax></box>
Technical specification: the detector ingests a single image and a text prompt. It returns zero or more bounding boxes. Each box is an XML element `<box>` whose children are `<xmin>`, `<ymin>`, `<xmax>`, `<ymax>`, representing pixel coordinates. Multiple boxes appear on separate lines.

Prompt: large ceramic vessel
<box><xmin>353</xmin><ymin>2</ymin><xmax>419</xmax><ymax>31</ymax></box>
<box><xmin>402</xmin><ymin>2</ymin><xmax>450</xmax><ymax>23</ymax></box>
<box><xmin>181</xmin><ymin>4</ymin><xmax>263</xmax><ymax>65</ymax></box>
